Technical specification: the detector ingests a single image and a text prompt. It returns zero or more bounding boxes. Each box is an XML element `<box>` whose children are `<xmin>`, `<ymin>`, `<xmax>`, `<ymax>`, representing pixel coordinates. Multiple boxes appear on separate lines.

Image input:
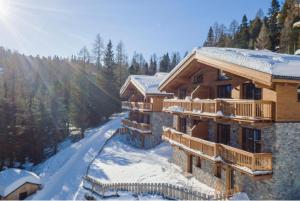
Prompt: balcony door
<box><xmin>179</xmin><ymin>88</ymin><xmax>187</xmax><ymax>99</ymax></box>
<box><xmin>217</xmin><ymin>124</ymin><xmax>230</xmax><ymax>145</ymax></box>
<box><xmin>179</xmin><ymin>117</ymin><xmax>187</xmax><ymax>133</ymax></box>
<box><xmin>217</xmin><ymin>84</ymin><xmax>232</xmax><ymax>98</ymax></box>
<box><xmin>243</xmin><ymin>83</ymin><xmax>261</xmax><ymax>100</ymax></box>
<box><xmin>242</xmin><ymin>128</ymin><xmax>261</xmax><ymax>153</ymax></box>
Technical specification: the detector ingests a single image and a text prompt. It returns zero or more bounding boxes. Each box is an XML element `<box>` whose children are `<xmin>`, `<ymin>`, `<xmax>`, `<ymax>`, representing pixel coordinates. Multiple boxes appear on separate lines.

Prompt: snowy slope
<box><xmin>86</xmin><ymin>136</ymin><xmax>214</xmax><ymax>195</ymax></box>
<box><xmin>29</xmin><ymin>114</ymin><xmax>125</xmax><ymax>200</ymax></box>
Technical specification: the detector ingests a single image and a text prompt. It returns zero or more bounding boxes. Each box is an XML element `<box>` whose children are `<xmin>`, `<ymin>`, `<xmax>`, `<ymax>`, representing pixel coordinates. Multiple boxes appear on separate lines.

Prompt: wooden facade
<box><xmin>120</xmin><ymin>74</ymin><xmax>172</xmax><ymax>145</ymax></box>
<box><xmin>158</xmin><ymin>51</ymin><xmax>300</xmax><ymax>196</ymax></box>
<box><xmin>1</xmin><ymin>183</ymin><xmax>40</xmax><ymax>200</ymax></box>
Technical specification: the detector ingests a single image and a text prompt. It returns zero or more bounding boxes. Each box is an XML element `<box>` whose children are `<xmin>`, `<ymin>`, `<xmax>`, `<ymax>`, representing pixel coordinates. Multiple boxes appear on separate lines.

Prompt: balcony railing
<box><xmin>163</xmin><ymin>99</ymin><xmax>274</xmax><ymax>121</ymax></box>
<box><xmin>122</xmin><ymin>101</ymin><xmax>153</xmax><ymax>111</ymax></box>
<box><xmin>122</xmin><ymin>119</ymin><xmax>151</xmax><ymax>133</ymax></box>
<box><xmin>162</xmin><ymin>127</ymin><xmax>272</xmax><ymax>173</ymax></box>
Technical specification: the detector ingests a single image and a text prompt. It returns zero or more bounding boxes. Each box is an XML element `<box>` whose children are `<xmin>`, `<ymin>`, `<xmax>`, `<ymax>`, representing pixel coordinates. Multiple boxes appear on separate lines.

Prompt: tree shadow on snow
<box><xmin>99</xmin><ymin>153</ymin><xmax>133</xmax><ymax>166</ymax></box>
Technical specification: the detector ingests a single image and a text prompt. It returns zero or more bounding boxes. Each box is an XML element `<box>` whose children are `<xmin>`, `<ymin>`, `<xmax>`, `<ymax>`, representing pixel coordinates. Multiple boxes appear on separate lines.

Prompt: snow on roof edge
<box><xmin>121</xmin><ymin>73</ymin><xmax>172</xmax><ymax>97</ymax></box>
<box><xmin>0</xmin><ymin>168</ymin><xmax>41</xmax><ymax>197</ymax></box>
<box><xmin>159</xmin><ymin>47</ymin><xmax>300</xmax><ymax>88</ymax></box>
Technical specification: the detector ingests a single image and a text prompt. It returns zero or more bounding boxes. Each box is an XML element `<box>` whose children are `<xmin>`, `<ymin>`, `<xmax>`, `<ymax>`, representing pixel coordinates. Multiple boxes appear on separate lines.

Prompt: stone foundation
<box><xmin>122</xmin><ymin>112</ymin><xmax>172</xmax><ymax>149</ymax></box>
<box><xmin>172</xmin><ymin>147</ymin><xmax>226</xmax><ymax>192</ymax></box>
<box><xmin>170</xmin><ymin>122</ymin><xmax>300</xmax><ymax>200</ymax></box>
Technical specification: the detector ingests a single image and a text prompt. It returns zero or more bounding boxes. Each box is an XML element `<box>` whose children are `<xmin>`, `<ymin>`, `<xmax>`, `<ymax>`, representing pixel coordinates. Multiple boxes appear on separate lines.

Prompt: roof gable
<box><xmin>120</xmin><ymin>73</ymin><xmax>171</xmax><ymax>97</ymax></box>
<box><xmin>0</xmin><ymin>168</ymin><xmax>41</xmax><ymax>197</ymax></box>
<box><xmin>159</xmin><ymin>47</ymin><xmax>300</xmax><ymax>91</ymax></box>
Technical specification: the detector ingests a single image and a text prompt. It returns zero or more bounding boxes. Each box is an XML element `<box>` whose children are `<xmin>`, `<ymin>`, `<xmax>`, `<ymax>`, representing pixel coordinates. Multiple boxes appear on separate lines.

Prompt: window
<box><xmin>196</xmin><ymin>157</ymin><xmax>202</xmax><ymax>168</ymax></box>
<box><xmin>217</xmin><ymin>69</ymin><xmax>230</xmax><ymax>80</ymax></box>
<box><xmin>242</xmin><ymin>128</ymin><xmax>261</xmax><ymax>153</ymax></box>
<box><xmin>192</xmin><ymin>73</ymin><xmax>203</xmax><ymax>84</ymax></box>
<box><xmin>19</xmin><ymin>192</ymin><xmax>28</xmax><ymax>200</ymax></box>
<box><xmin>217</xmin><ymin>124</ymin><xmax>231</xmax><ymax>145</ymax></box>
<box><xmin>178</xmin><ymin>88</ymin><xmax>187</xmax><ymax>99</ymax></box>
<box><xmin>215</xmin><ymin>165</ymin><xmax>222</xmax><ymax>178</ymax></box>
<box><xmin>243</xmin><ymin>83</ymin><xmax>262</xmax><ymax>100</ymax></box>
<box><xmin>179</xmin><ymin>117</ymin><xmax>187</xmax><ymax>133</ymax></box>
<box><xmin>298</xmin><ymin>86</ymin><xmax>300</xmax><ymax>102</ymax></box>
<box><xmin>217</xmin><ymin>84</ymin><xmax>232</xmax><ymax>98</ymax></box>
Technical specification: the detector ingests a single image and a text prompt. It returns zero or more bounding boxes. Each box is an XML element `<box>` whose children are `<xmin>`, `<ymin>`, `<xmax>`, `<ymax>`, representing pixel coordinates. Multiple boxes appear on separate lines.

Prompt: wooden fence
<box><xmin>83</xmin><ymin>176</ymin><xmax>226</xmax><ymax>200</ymax></box>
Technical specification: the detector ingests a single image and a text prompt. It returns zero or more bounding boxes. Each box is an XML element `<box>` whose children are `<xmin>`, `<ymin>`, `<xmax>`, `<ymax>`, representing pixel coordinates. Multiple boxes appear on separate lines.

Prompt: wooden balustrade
<box><xmin>122</xmin><ymin>119</ymin><xmax>151</xmax><ymax>133</ymax></box>
<box><xmin>163</xmin><ymin>128</ymin><xmax>217</xmax><ymax>158</ymax></box>
<box><xmin>218</xmin><ymin>144</ymin><xmax>272</xmax><ymax>171</ymax></box>
<box><xmin>163</xmin><ymin>99</ymin><xmax>274</xmax><ymax>120</ymax></box>
<box><xmin>163</xmin><ymin>99</ymin><xmax>192</xmax><ymax>111</ymax></box>
<box><xmin>162</xmin><ymin>128</ymin><xmax>272</xmax><ymax>172</ymax></box>
<box><xmin>122</xmin><ymin>101</ymin><xmax>153</xmax><ymax>111</ymax></box>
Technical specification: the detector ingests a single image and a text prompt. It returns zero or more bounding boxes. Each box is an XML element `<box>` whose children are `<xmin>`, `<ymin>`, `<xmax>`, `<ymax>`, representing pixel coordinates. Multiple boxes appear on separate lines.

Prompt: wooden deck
<box><xmin>121</xmin><ymin>119</ymin><xmax>151</xmax><ymax>133</ymax></box>
<box><xmin>163</xmin><ymin>99</ymin><xmax>274</xmax><ymax>121</ymax></box>
<box><xmin>162</xmin><ymin>128</ymin><xmax>272</xmax><ymax>173</ymax></box>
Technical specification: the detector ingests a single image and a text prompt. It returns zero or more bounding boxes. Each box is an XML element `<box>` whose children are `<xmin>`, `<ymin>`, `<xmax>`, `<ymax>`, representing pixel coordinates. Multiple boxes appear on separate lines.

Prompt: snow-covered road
<box><xmin>30</xmin><ymin>114</ymin><xmax>124</xmax><ymax>200</ymax></box>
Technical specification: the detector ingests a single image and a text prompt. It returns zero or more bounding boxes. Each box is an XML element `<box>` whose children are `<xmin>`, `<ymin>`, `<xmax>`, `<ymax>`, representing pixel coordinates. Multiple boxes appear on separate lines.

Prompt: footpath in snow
<box><xmin>82</xmin><ymin>135</ymin><xmax>214</xmax><ymax>196</ymax></box>
<box><xmin>30</xmin><ymin>113</ymin><xmax>125</xmax><ymax>200</ymax></box>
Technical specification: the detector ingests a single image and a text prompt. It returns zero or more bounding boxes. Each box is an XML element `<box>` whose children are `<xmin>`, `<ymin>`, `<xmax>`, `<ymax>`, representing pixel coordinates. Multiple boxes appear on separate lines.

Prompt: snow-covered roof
<box><xmin>160</xmin><ymin>47</ymin><xmax>300</xmax><ymax>88</ymax></box>
<box><xmin>196</xmin><ymin>47</ymin><xmax>300</xmax><ymax>78</ymax></box>
<box><xmin>0</xmin><ymin>168</ymin><xmax>41</xmax><ymax>197</ymax></box>
<box><xmin>121</xmin><ymin>72</ymin><xmax>171</xmax><ymax>96</ymax></box>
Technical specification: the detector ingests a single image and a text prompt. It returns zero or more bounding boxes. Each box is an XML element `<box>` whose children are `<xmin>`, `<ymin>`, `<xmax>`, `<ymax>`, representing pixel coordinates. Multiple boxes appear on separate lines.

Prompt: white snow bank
<box><xmin>230</xmin><ymin>192</ymin><xmax>249</xmax><ymax>200</ymax></box>
<box><xmin>87</xmin><ymin>136</ymin><xmax>214</xmax><ymax>194</ymax></box>
<box><xmin>197</xmin><ymin>47</ymin><xmax>300</xmax><ymax>77</ymax></box>
<box><xmin>0</xmin><ymin>168</ymin><xmax>41</xmax><ymax>197</ymax></box>
<box><xmin>30</xmin><ymin>113</ymin><xmax>126</xmax><ymax>200</ymax></box>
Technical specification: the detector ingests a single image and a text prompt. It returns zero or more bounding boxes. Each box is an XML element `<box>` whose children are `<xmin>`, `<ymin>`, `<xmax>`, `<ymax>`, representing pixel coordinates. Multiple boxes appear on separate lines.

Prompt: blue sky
<box><xmin>0</xmin><ymin>0</ymin><xmax>275</xmax><ymax>59</ymax></box>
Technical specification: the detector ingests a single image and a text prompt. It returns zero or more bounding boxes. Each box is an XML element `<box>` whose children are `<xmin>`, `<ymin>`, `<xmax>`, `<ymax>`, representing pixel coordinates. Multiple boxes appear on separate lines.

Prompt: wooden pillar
<box><xmin>186</xmin><ymin>153</ymin><xmax>193</xmax><ymax>173</ymax></box>
<box><xmin>225</xmin><ymin>165</ymin><xmax>231</xmax><ymax>197</ymax></box>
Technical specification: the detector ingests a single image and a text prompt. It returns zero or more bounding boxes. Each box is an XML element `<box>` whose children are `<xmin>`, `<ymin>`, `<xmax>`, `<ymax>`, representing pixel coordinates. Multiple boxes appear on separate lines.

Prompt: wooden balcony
<box><xmin>163</xmin><ymin>99</ymin><xmax>274</xmax><ymax>121</ymax></box>
<box><xmin>162</xmin><ymin>127</ymin><xmax>272</xmax><ymax>174</ymax></box>
<box><xmin>122</xmin><ymin>101</ymin><xmax>153</xmax><ymax>111</ymax></box>
<box><xmin>122</xmin><ymin>119</ymin><xmax>151</xmax><ymax>134</ymax></box>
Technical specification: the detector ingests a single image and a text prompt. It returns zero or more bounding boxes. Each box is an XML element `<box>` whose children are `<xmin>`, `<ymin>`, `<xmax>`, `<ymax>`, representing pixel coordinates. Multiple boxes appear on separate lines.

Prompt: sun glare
<box><xmin>0</xmin><ymin>0</ymin><xmax>11</xmax><ymax>20</ymax></box>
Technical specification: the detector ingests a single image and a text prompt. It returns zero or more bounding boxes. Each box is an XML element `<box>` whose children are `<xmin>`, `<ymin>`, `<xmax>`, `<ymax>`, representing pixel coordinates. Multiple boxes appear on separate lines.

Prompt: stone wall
<box><xmin>170</xmin><ymin>121</ymin><xmax>300</xmax><ymax>200</ymax></box>
<box><xmin>235</xmin><ymin>122</ymin><xmax>300</xmax><ymax>200</ymax></box>
<box><xmin>122</xmin><ymin>111</ymin><xmax>173</xmax><ymax>149</ymax></box>
<box><xmin>172</xmin><ymin>147</ymin><xmax>226</xmax><ymax>192</ymax></box>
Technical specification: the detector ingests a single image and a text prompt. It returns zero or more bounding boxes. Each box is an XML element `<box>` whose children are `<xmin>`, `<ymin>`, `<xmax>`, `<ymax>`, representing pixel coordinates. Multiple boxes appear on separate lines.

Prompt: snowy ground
<box><xmin>83</xmin><ymin>135</ymin><xmax>214</xmax><ymax>195</ymax></box>
<box><xmin>29</xmin><ymin>113</ymin><xmax>125</xmax><ymax>200</ymax></box>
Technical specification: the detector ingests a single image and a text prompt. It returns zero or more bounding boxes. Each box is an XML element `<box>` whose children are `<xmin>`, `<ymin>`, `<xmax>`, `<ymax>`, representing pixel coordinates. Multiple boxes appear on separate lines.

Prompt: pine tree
<box><xmin>93</xmin><ymin>34</ymin><xmax>104</xmax><ymax>70</ymax></box>
<box><xmin>102</xmin><ymin>40</ymin><xmax>120</xmax><ymax>117</ymax></box>
<box><xmin>249</xmin><ymin>17</ymin><xmax>263</xmax><ymax>49</ymax></box>
<box><xmin>159</xmin><ymin>53</ymin><xmax>170</xmax><ymax>72</ymax></box>
<box><xmin>129</xmin><ymin>52</ymin><xmax>140</xmax><ymax>75</ymax></box>
<box><xmin>149</xmin><ymin>54</ymin><xmax>157</xmax><ymax>75</ymax></box>
<box><xmin>203</xmin><ymin>27</ymin><xmax>215</xmax><ymax>47</ymax></box>
<box><xmin>114</xmin><ymin>41</ymin><xmax>128</xmax><ymax>88</ymax></box>
<box><xmin>236</xmin><ymin>15</ymin><xmax>250</xmax><ymax>49</ymax></box>
<box><xmin>268</xmin><ymin>0</ymin><xmax>281</xmax><ymax>50</ymax></box>
<box><xmin>255</xmin><ymin>21</ymin><xmax>272</xmax><ymax>50</ymax></box>
<box><xmin>170</xmin><ymin>52</ymin><xmax>181</xmax><ymax>70</ymax></box>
